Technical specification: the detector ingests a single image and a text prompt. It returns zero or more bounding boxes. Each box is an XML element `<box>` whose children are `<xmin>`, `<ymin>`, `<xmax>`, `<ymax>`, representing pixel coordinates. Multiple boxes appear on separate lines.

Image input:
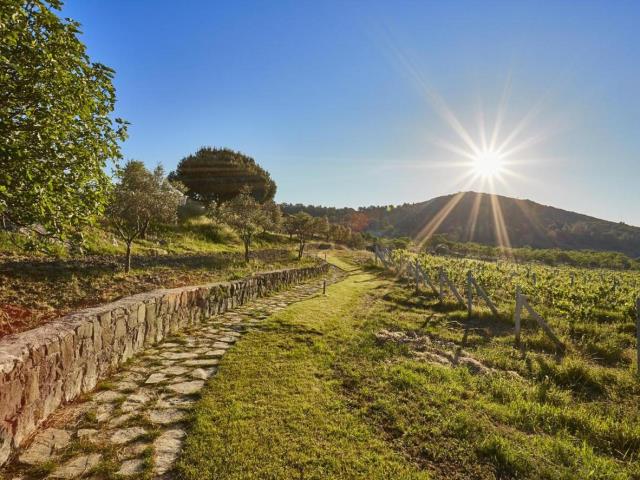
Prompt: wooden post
<box><xmin>570</xmin><ymin>272</ymin><xmax>575</xmax><ymax>287</ymax></box>
<box><xmin>532</xmin><ymin>273</ymin><xmax>537</xmax><ymax>286</ymax></box>
<box><xmin>514</xmin><ymin>287</ymin><xmax>522</xmax><ymax>346</ymax></box>
<box><xmin>323</xmin><ymin>280</ymin><xmax>326</xmax><ymax>295</ymax></box>
<box><xmin>466</xmin><ymin>271</ymin><xmax>473</xmax><ymax>318</ymax></box>
<box><xmin>418</xmin><ymin>264</ymin><xmax>439</xmax><ymax>296</ymax></box>
<box><xmin>472</xmin><ymin>278</ymin><xmax>499</xmax><ymax>317</ymax></box>
<box><xmin>444</xmin><ymin>271</ymin><xmax>465</xmax><ymax>306</ymax></box>
<box><xmin>438</xmin><ymin>267</ymin><xmax>444</xmax><ymax>302</ymax></box>
<box><xmin>636</xmin><ymin>297</ymin><xmax>640</xmax><ymax>376</ymax></box>
<box><xmin>522</xmin><ymin>297</ymin><xmax>564</xmax><ymax>352</ymax></box>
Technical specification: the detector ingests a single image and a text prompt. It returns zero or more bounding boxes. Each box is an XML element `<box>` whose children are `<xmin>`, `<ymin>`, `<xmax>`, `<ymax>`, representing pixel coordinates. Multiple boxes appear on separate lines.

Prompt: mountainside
<box><xmin>282</xmin><ymin>192</ymin><xmax>640</xmax><ymax>257</ymax></box>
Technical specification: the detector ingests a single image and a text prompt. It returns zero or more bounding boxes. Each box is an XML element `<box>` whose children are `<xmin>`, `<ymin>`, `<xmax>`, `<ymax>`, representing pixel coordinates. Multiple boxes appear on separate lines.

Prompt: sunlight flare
<box><xmin>472</xmin><ymin>150</ymin><xmax>505</xmax><ymax>179</ymax></box>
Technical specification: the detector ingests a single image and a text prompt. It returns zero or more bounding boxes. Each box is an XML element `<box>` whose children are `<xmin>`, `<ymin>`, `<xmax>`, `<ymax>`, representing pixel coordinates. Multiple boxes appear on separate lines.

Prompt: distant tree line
<box><xmin>423</xmin><ymin>235</ymin><xmax>640</xmax><ymax>270</ymax></box>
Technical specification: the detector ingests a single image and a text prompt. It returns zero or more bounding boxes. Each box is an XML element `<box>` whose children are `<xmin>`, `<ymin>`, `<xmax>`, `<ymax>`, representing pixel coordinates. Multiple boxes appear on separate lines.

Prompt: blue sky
<box><xmin>63</xmin><ymin>1</ymin><xmax>640</xmax><ymax>225</ymax></box>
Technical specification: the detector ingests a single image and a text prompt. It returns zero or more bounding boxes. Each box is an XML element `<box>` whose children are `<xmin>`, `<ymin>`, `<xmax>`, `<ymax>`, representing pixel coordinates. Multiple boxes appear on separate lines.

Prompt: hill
<box><xmin>282</xmin><ymin>192</ymin><xmax>640</xmax><ymax>257</ymax></box>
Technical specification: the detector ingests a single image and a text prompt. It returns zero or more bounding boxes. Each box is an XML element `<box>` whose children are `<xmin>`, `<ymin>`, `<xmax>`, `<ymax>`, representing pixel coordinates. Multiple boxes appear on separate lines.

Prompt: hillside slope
<box><xmin>282</xmin><ymin>192</ymin><xmax>640</xmax><ymax>257</ymax></box>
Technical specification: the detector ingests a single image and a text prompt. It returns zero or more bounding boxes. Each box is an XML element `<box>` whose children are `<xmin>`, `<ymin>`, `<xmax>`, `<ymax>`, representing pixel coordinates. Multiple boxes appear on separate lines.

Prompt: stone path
<box><xmin>1</xmin><ymin>266</ymin><xmax>345</xmax><ymax>480</ymax></box>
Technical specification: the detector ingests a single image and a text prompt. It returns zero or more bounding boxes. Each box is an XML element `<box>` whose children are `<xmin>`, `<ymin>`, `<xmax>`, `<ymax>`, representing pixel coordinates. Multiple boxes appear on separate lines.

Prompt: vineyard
<box><xmin>363</xmin><ymin>247</ymin><xmax>640</xmax><ymax>477</ymax></box>
<box><xmin>376</xmin><ymin>247</ymin><xmax>640</xmax><ymax>372</ymax></box>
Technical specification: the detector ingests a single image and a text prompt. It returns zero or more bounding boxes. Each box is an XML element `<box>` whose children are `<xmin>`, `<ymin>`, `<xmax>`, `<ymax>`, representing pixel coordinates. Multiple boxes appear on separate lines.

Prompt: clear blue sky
<box><xmin>62</xmin><ymin>0</ymin><xmax>640</xmax><ymax>225</ymax></box>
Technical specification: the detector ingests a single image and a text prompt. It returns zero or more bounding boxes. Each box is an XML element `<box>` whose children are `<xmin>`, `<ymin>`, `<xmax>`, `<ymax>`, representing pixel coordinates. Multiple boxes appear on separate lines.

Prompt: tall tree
<box><xmin>220</xmin><ymin>186</ymin><xmax>269</xmax><ymax>262</ymax></box>
<box><xmin>169</xmin><ymin>147</ymin><xmax>276</xmax><ymax>210</ymax></box>
<box><xmin>107</xmin><ymin>161</ymin><xmax>182</xmax><ymax>273</ymax></box>
<box><xmin>0</xmin><ymin>0</ymin><xmax>128</xmax><ymax>244</ymax></box>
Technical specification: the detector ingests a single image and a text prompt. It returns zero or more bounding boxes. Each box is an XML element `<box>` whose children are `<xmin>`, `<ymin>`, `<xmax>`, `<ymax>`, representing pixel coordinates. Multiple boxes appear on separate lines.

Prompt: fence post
<box><xmin>514</xmin><ymin>287</ymin><xmax>522</xmax><ymax>346</ymax></box>
<box><xmin>522</xmin><ymin>297</ymin><xmax>564</xmax><ymax>352</ymax></box>
<box><xmin>466</xmin><ymin>271</ymin><xmax>473</xmax><ymax>318</ymax></box>
<box><xmin>443</xmin><ymin>271</ymin><xmax>465</xmax><ymax>305</ymax></box>
<box><xmin>418</xmin><ymin>264</ymin><xmax>439</xmax><ymax>296</ymax></box>
<box><xmin>438</xmin><ymin>267</ymin><xmax>444</xmax><ymax>302</ymax></box>
<box><xmin>472</xmin><ymin>278</ymin><xmax>499</xmax><ymax>317</ymax></box>
<box><xmin>414</xmin><ymin>259</ymin><xmax>421</xmax><ymax>292</ymax></box>
<box><xmin>323</xmin><ymin>280</ymin><xmax>326</xmax><ymax>295</ymax></box>
<box><xmin>570</xmin><ymin>272</ymin><xmax>575</xmax><ymax>287</ymax></box>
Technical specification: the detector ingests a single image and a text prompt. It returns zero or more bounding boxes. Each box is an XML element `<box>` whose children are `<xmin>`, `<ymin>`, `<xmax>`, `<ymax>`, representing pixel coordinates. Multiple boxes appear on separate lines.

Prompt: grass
<box><xmin>0</xmin><ymin>217</ymin><xmax>317</xmax><ymax>337</ymax></box>
<box><xmin>176</xmin><ymin>265</ymin><xmax>428</xmax><ymax>479</ymax></box>
<box><xmin>176</xmin><ymin>254</ymin><xmax>640</xmax><ymax>479</ymax></box>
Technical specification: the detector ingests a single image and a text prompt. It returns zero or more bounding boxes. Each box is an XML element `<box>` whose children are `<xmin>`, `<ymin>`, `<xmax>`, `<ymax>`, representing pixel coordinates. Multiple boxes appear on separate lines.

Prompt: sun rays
<box><xmin>368</xmin><ymin>22</ymin><xmax>560</xmax><ymax>254</ymax></box>
<box><xmin>407</xmin><ymin>73</ymin><xmax>548</xmax><ymax>253</ymax></box>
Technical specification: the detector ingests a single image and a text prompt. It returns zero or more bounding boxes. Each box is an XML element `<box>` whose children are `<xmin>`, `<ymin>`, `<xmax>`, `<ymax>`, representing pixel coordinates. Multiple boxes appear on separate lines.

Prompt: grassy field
<box><xmin>0</xmin><ymin>218</ymin><xmax>313</xmax><ymax>337</ymax></box>
<box><xmin>176</xmin><ymin>253</ymin><xmax>640</xmax><ymax>479</ymax></box>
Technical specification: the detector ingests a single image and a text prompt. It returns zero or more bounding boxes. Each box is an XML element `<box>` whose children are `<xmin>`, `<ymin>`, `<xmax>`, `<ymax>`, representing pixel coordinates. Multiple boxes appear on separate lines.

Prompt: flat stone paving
<box><xmin>1</xmin><ymin>266</ymin><xmax>345</xmax><ymax>480</ymax></box>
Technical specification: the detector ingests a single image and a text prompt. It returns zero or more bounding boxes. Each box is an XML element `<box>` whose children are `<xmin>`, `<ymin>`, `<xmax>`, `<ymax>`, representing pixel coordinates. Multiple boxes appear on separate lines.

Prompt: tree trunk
<box><xmin>298</xmin><ymin>240</ymin><xmax>305</xmax><ymax>260</ymax></box>
<box><xmin>244</xmin><ymin>239</ymin><xmax>250</xmax><ymax>262</ymax></box>
<box><xmin>140</xmin><ymin>221</ymin><xmax>149</xmax><ymax>240</ymax></box>
<box><xmin>125</xmin><ymin>240</ymin><xmax>132</xmax><ymax>274</ymax></box>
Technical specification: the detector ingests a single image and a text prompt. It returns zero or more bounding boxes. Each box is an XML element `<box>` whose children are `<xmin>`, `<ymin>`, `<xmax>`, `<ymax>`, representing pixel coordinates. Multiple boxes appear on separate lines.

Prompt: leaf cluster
<box><xmin>0</xmin><ymin>0</ymin><xmax>128</xmax><ymax>243</ymax></box>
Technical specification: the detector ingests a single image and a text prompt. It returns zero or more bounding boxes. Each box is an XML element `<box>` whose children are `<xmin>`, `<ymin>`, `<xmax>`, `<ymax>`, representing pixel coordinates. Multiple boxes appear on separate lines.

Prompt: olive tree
<box><xmin>330</xmin><ymin>224</ymin><xmax>352</xmax><ymax>244</ymax></box>
<box><xmin>220</xmin><ymin>186</ymin><xmax>269</xmax><ymax>262</ymax></box>
<box><xmin>285</xmin><ymin>212</ymin><xmax>317</xmax><ymax>259</ymax></box>
<box><xmin>313</xmin><ymin>216</ymin><xmax>330</xmax><ymax>242</ymax></box>
<box><xmin>261</xmin><ymin>200</ymin><xmax>283</xmax><ymax>234</ymax></box>
<box><xmin>0</xmin><ymin>0</ymin><xmax>128</xmax><ymax>244</ymax></box>
<box><xmin>107</xmin><ymin>161</ymin><xmax>182</xmax><ymax>273</ymax></box>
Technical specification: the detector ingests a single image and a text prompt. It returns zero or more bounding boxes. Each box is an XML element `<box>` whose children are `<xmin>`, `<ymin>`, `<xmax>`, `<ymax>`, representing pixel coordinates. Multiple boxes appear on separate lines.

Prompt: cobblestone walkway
<box><xmin>2</xmin><ymin>266</ymin><xmax>345</xmax><ymax>480</ymax></box>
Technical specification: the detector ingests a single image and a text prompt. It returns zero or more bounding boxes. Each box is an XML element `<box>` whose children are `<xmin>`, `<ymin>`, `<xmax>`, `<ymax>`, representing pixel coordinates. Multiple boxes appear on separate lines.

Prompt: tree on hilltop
<box><xmin>107</xmin><ymin>161</ymin><xmax>182</xmax><ymax>273</ymax></box>
<box><xmin>0</xmin><ymin>0</ymin><xmax>128</xmax><ymax>245</ymax></box>
<box><xmin>169</xmin><ymin>147</ymin><xmax>276</xmax><ymax>211</ymax></box>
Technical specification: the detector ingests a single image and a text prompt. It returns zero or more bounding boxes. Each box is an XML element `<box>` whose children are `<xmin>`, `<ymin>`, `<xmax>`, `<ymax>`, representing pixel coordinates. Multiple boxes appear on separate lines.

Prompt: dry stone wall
<box><xmin>0</xmin><ymin>263</ymin><xmax>328</xmax><ymax>465</ymax></box>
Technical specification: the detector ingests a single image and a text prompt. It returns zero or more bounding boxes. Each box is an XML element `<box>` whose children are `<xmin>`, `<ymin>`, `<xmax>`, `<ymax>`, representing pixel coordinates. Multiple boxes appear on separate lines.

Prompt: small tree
<box><xmin>348</xmin><ymin>232</ymin><xmax>366</xmax><ymax>249</ymax></box>
<box><xmin>107</xmin><ymin>161</ymin><xmax>182</xmax><ymax>273</ymax></box>
<box><xmin>285</xmin><ymin>212</ymin><xmax>317</xmax><ymax>259</ymax></box>
<box><xmin>315</xmin><ymin>216</ymin><xmax>330</xmax><ymax>242</ymax></box>
<box><xmin>330</xmin><ymin>224</ymin><xmax>351</xmax><ymax>244</ymax></box>
<box><xmin>220</xmin><ymin>186</ymin><xmax>269</xmax><ymax>262</ymax></box>
<box><xmin>261</xmin><ymin>200</ymin><xmax>283</xmax><ymax>234</ymax></box>
<box><xmin>283</xmin><ymin>216</ymin><xmax>297</xmax><ymax>240</ymax></box>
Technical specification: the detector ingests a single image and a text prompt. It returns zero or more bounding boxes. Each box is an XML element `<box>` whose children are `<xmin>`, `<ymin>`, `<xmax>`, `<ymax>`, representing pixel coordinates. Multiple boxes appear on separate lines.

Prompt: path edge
<box><xmin>0</xmin><ymin>263</ymin><xmax>329</xmax><ymax>466</ymax></box>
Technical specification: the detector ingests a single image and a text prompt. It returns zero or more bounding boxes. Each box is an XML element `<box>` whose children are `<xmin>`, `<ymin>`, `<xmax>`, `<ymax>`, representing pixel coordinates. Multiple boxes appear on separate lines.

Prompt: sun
<box><xmin>473</xmin><ymin>151</ymin><xmax>505</xmax><ymax>178</ymax></box>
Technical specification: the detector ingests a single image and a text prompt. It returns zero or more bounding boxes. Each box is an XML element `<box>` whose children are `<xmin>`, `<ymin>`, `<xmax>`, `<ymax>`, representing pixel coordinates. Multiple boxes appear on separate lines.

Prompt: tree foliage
<box><xmin>0</xmin><ymin>0</ymin><xmax>128</xmax><ymax>243</ymax></box>
<box><xmin>284</xmin><ymin>212</ymin><xmax>318</xmax><ymax>259</ymax></box>
<box><xmin>169</xmin><ymin>147</ymin><xmax>276</xmax><ymax>209</ymax></box>
<box><xmin>261</xmin><ymin>200</ymin><xmax>283</xmax><ymax>234</ymax></box>
<box><xmin>329</xmin><ymin>224</ymin><xmax>351</xmax><ymax>244</ymax></box>
<box><xmin>220</xmin><ymin>186</ymin><xmax>272</xmax><ymax>262</ymax></box>
<box><xmin>107</xmin><ymin>161</ymin><xmax>182</xmax><ymax>272</ymax></box>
